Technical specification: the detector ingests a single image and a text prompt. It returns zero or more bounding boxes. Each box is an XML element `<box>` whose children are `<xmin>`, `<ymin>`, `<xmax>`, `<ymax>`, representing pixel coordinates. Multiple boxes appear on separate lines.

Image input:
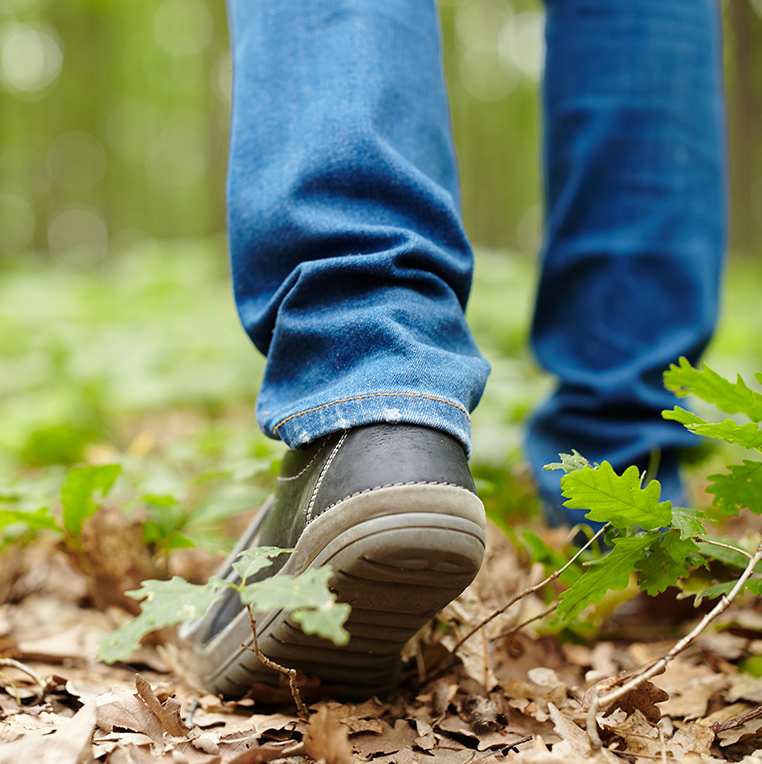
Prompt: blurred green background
<box><xmin>3</xmin><ymin>0</ymin><xmax>761</xmax><ymax>261</ymax></box>
<box><xmin>2</xmin><ymin>0</ymin><xmax>762</xmax><ymax>531</ymax></box>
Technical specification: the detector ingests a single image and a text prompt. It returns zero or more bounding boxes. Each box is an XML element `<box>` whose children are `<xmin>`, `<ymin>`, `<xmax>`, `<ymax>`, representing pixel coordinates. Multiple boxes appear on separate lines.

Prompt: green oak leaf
<box><xmin>560</xmin><ymin>462</ymin><xmax>672</xmax><ymax>530</ymax></box>
<box><xmin>240</xmin><ymin>566</ymin><xmax>351</xmax><ymax>645</ymax></box>
<box><xmin>239</xmin><ymin>565</ymin><xmax>336</xmax><ymax>612</ymax></box>
<box><xmin>662</xmin><ymin>409</ymin><xmax>762</xmax><ymax>451</ymax></box>
<box><xmin>558</xmin><ymin>535</ymin><xmax>653</xmax><ymax>619</ymax></box>
<box><xmin>232</xmin><ymin>546</ymin><xmax>293</xmax><ymax>584</ymax></box>
<box><xmin>671</xmin><ymin>507</ymin><xmax>707</xmax><ymax>539</ymax></box>
<box><xmin>61</xmin><ymin>464</ymin><xmax>122</xmax><ymax>537</ymax></box>
<box><xmin>635</xmin><ymin>531</ymin><xmax>700</xmax><ymax>596</ymax></box>
<box><xmin>664</xmin><ymin>358</ymin><xmax>762</xmax><ymax>422</ymax></box>
<box><xmin>544</xmin><ymin>450</ymin><xmax>594</xmax><ymax>474</ymax></box>
<box><xmin>97</xmin><ymin>576</ymin><xmax>225</xmax><ymax>663</ymax></box>
<box><xmin>707</xmin><ymin>460</ymin><xmax>762</xmax><ymax>516</ymax></box>
<box><xmin>699</xmin><ymin>577</ymin><xmax>762</xmax><ymax>600</ymax></box>
<box><xmin>291</xmin><ymin>603</ymin><xmax>351</xmax><ymax>646</ymax></box>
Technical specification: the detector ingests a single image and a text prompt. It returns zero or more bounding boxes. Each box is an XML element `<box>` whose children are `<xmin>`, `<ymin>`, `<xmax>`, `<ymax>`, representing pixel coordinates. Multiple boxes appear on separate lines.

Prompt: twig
<box><xmin>499</xmin><ymin>603</ymin><xmax>558</xmax><ymax>639</ymax></box>
<box><xmin>586</xmin><ymin>539</ymin><xmax>762</xmax><ymax>746</ymax></box>
<box><xmin>0</xmin><ymin>672</ymin><xmax>22</xmax><ymax>705</ymax></box>
<box><xmin>586</xmin><ymin>693</ymin><xmax>602</xmax><ymax>751</ymax></box>
<box><xmin>185</xmin><ymin>698</ymin><xmax>199</xmax><ymax>728</ymax></box>
<box><xmin>452</xmin><ymin>523</ymin><xmax>609</xmax><ymax>653</ymax></box>
<box><xmin>0</xmin><ymin>658</ymin><xmax>46</xmax><ymax>704</ymax></box>
<box><xmin>0</xmin><ymin>658</ymin><xmax>45</xmax><ymax>687</ymax></box>
<box><xmin>710</xmin><ymin>703</ymin><xmax>762</xmax><ymax>733</ymax></box>
<box><xmin>242</xmin><ymin>605</ymin><xmax>309</xmax><ymax>719</ymax></box>
<box><xmin>697</xmin><ymin>537</ymin><xmax>754</xmax><ymax>561</ymax></box>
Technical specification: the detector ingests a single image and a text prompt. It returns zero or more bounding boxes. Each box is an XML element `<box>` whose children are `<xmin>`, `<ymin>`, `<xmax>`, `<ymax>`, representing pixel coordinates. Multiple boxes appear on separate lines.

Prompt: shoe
<box><xmin>180</xmin><ymin>423</ymin><xmax>486</xmax><ymax>699</ymax></box>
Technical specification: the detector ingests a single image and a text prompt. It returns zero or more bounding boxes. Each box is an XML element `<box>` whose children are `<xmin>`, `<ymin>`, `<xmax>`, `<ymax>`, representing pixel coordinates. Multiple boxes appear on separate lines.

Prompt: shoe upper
<box><xmin>257</xmin><ymin>423</ymin><xmax>477</xmax><ymax>558</ymax></box>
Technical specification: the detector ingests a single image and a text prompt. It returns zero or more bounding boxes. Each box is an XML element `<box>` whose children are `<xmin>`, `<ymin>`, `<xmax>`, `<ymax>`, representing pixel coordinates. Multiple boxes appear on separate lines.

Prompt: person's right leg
<box><xmin>527</xmin><ymin>0</ymin><xmax>727</xmax><ymax>526</ymax></box>
<box><xmin>184</xmin><ymin>0</ymin><xmax>490</xmax><ymax>699</ymax></box>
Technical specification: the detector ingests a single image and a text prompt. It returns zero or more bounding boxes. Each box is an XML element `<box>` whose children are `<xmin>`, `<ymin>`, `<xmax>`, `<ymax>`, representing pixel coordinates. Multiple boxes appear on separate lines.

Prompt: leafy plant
<box><xmin>0</xmin><ymin>464</ymin><xmax>121</xmax><ymax>548</ymax></box>
<box><xmin>98</xmin><ymin>547</ymin><xmax>351</xmax><ymax>665</ymax></box>
<box><xmin>542</xmin><ymin>358</ymin><xmax>762</xmax><ymax>618</ymax></box>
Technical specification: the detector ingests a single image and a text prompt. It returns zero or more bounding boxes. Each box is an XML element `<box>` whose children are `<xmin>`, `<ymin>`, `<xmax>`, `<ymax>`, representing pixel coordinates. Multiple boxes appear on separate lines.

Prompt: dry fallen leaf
<box><xmin>135</xmin><ymin>673</ymin><xmax>189</xmax><ymax>737</ymax></box>
<box><xmin>584</xmin><ymin>675</ymin><xmax>669</xmax><ymax>725</ymax></box>
<box><xmin>0</xmin><ymin>700</ymin><xmax>96</xmax><ymax>764</ymax></box>
<box><xmin>547</xmin><ymin>702</ymin><xmax>589</xmax><ymax>756</ymax></box>
<box><xmin>303</xmin><ymin>705</ymin><xmax>352</xmax><ymax>764</ymax></box>
<box><xmin>96</xmin><ymin>684</ymin><xmax>165</xmax><ymax>743</ymax></box>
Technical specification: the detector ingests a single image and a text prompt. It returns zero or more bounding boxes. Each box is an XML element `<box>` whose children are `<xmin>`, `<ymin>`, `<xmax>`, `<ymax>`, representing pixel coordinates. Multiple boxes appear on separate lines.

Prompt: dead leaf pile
<box><xmin>5</xmin><ymin>521</ymin><xmax>762</xmax><ymax>763</ymax></box>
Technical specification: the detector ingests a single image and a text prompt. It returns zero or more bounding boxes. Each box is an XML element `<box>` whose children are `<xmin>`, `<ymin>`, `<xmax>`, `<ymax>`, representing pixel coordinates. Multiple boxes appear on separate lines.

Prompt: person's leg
<box><xmin>527</xmin><ymin>0</ymin><xmax>727</xmax><ymax>525</ymax></box>
<box><xmin>226</xmin><ymin>0</ymin><xmax>489</xmax><ymax>455</ymax></box>
<box><xmin>187</xmin><ymin>0</ymin><xmax>490</xmax><ymax>699</ymax></box>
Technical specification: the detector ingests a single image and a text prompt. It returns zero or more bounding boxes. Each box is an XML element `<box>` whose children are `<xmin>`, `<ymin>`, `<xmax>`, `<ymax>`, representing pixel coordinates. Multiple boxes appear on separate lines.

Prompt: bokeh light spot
<box><xmin>211</xmin><ymin>50</ymin><xmax>231</xmax><ymax>104</ymax></box>
<box><xmin>0</xmin><ymin>21</ymin><xmax>63</xmax><ymax>94</ymax></box>
<box><xmin>499</xmin><ymin>11</ymin><xmax>545</xmax><ymax>82</ymax></box>
<box><xmin>48</xmin><ymin>205</ymin><xmax>108</xmax><ymax>269</ymax></box>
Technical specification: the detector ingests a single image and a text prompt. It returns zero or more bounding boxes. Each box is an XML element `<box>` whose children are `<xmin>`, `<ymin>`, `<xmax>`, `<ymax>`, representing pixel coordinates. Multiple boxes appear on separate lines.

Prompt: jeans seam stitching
<box><xmin>272</xmin><ymin>393</ymin><xmax>471</xmax><ymax>437</ymax></box>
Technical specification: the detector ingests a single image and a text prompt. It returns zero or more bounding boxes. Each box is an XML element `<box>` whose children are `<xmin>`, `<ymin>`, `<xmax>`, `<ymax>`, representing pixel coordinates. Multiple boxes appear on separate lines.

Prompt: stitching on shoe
<box><xmin>272</xmin><ymin>393</ymin><xmax>471</xmax><ymax>437</ymax></box>
<box><xmin>277</xmin><ymin>440</ymin><xmax>328</xmax><ymax>483</ymax></box>
<box><xmin>320</xmin><ymin>480</ymin><xmax>473</xmax><ymax>514</ymax></box>
<box><xmin>305</xmin><ymin>430</ymin><xmax>348</xmax><ymax>524</ymax></box>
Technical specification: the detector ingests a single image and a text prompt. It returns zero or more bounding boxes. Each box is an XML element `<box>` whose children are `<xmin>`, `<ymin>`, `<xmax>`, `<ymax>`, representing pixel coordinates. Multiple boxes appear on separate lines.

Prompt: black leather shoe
<box><xmin>181</xmin><ymin>423</ymin><xmax>486</xmax><ymax>699</ymax></box>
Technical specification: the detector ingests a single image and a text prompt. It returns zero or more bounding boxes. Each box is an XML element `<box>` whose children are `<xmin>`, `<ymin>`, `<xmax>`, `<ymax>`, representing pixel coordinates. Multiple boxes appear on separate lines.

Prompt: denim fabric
<box><xmin>225</xmin><ymin>0</ymin><xmax>726</xmax><ymax>521</ymax></box>
<box><xmin>226</xmin><ymin>0</ymin><xmax>490</xmax><ymax>453</ymax></box>
<box><xmin>527</xmin><ymin>0</ymin><xmax>726</xmax><ymax>524</ymax></box>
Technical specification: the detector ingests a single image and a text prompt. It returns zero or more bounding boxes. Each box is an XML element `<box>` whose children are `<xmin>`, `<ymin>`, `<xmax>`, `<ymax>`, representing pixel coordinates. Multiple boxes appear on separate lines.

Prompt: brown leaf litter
<box><xmin>5</xmin><ymin>522</ymin><xmax>762</xmax><ymax>763</ymax></box>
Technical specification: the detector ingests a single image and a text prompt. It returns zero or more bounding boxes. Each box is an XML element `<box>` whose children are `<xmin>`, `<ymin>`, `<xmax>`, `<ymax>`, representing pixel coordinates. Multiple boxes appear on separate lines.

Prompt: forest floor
<box><xmin>3</xmin><ymin>241</ymin><xmax>762</xmax><ymax>764</ymax></box>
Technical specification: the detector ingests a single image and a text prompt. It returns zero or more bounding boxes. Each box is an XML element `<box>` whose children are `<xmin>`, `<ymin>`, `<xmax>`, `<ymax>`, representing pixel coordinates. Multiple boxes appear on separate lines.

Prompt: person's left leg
<box><xmin>526</xmin><ymin>0</ymin><xmax>727</xmax><ymax>526</ymax></box>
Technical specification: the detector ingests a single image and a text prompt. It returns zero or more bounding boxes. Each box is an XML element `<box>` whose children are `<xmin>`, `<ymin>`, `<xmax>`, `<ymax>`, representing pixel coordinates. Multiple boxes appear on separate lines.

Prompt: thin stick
<box><xmin>710</xmin><ymin>703</ymin><xmax>762</xmax><ymax>733</ymax></box>
<box><xmin>499</xmin><ymin>603</ymin><xmax>558</xmax><ymax>639</ymax></box>
<box><xmin>697</xmin><ymin>537</ymin><xmax>753</xmax><ymax>560</ymax></box>
<box><xmin>242</xmin><ymin>605</ymin><xmax>309</xmax><ymax>719</ymax></box>
<box><xmin>586</xmin><ymin>540</ymin><xmax>762</xmax><ymax>744</ymax></box>
<box><xmin>452</xmin><ymin>523</ymin><xmax>609</xmax><ymax>653</ymax></box>
<box><xmin>587</xmin><ymin>693</ymin><xmax>602</xmax><ymax>751</ymax></box>
<box><xmin>0</xmin><ymin>658</ymin><xmax>45</xmax><ymax>687</ymax></box>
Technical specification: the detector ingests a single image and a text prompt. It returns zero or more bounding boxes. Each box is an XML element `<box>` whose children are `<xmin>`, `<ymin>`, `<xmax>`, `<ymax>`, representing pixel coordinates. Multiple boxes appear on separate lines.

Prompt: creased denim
<box><xmin>527</xmin><ymin>0</ymin><xmax>726</xmax><ymax>523</ymax></box>
<box><xmin>226</xmin><ymin>0</ymin><xmax>490</xmax><ymax>453</ymax></box>
<box><xmin>225</xmin><ymin>0</ymin><xmax>726</xmax><ymax>521</ymax></box>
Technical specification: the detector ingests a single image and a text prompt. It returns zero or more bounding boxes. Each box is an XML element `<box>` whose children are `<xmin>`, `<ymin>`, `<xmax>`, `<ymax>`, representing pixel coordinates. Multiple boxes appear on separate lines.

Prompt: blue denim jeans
<box><xmin>225</xmin><ymin>0</ymin><xmax>726</xmax><ymax>523</ymax></box>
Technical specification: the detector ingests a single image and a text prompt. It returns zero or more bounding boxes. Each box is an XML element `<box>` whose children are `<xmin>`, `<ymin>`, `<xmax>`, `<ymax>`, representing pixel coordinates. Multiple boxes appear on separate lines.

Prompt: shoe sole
<box><xmin>184</xmin><ymin>483</ymin><xmax>486</xmax><ymax>699</ymax></box>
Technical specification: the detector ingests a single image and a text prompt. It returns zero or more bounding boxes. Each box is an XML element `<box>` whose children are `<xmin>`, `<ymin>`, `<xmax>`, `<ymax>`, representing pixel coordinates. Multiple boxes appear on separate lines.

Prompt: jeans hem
<box><xmin>266</xmin><ymin>392</ymin><xmax>473</xmax><ymax>456</ymax></box>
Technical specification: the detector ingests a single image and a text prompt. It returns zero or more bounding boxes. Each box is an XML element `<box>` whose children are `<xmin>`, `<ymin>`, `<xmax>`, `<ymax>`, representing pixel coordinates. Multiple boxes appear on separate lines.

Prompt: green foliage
<box><xmin>232</xmin><ymin>546</ymin><xmax>293</xmax><ymax>581</ymax></box>
<box><xmin>61</xmin><ymin>464</ymin><xmax>121</xmax><ymax>536</ymax></box>
<box><xmin>98</xmin><ymin>576</ymin><xmax>226</xmax><ymax>664</ymax></box>
<box><xmin>664</xmin><ymin>358</ymin><xmax>762</xmax><ymax>421</ymax></box>
<box><xmin>0</xmin><ymin>463</ymin><xmax>121</xmax><ymax>546</ymax></box>
<box><xmin>558</xmin><ymin>462</ymin><xmax>672</xmax><ymax>531</ymax></box>
<box><xmin>546</xmin><ymin>359</ymin><xmax>762</xmax><ymax>621</ymax></box>
<box><xmin>98</xmin><ymin>549</ymin><xmax>351</xmax><ymax>663</ymax></box>
<box><xmin>706</xmin><ymin>460</ymin><xmax>762</xmax><ymax>516</ymax></box>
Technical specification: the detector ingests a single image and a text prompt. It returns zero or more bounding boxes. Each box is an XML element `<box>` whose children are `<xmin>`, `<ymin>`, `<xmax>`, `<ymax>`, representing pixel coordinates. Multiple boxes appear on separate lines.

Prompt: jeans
<box><xmin>225</xmin><ymin>0</ymin><xmax>726</xmax><ymax>523</ymax></box>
